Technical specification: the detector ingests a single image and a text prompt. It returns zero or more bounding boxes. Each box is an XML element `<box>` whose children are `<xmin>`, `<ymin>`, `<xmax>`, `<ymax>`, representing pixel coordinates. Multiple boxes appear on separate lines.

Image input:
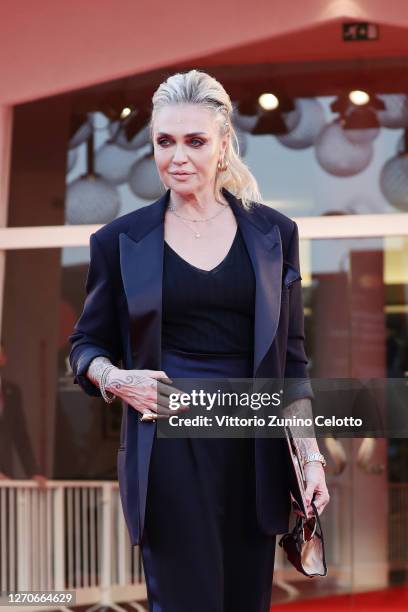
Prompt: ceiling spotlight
<box><xmin>330</xmin><ymin>93</ymin><xmax>385</xmax><ymax>127</ymax></box>
<box><xmin>120</xmin><ymin>107</ymin><xmax>132</xmax><ymax>119</ymax></box>
<box><xmin>258</xmin><ymin>93</ymin><xmax>279</xmax><ymax>111</ymax></box>
<box><xmin>349</xmin><ymin>90</ymin><xmax>370</xmax><ymax>106</ymax></box>
<box><xmin>236</xmin><ymin>95</ymin><xmax>296</xmax><ymax>135</ymax></box>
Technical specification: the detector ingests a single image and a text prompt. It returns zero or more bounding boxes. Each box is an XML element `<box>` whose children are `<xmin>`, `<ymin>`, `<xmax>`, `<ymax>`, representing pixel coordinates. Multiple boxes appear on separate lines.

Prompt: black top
<box><xmin>161</xmin><ymin>227</ymin><xmax>256</xmax><ymax>354</ymax></box>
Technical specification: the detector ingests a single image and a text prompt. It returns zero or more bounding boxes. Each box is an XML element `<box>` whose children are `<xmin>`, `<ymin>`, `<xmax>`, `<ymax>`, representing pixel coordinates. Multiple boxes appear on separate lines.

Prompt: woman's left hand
<box><xmin>303</xmin><ymin>462</ymin><xmax>330</xmax><ymax>518</ymax></box>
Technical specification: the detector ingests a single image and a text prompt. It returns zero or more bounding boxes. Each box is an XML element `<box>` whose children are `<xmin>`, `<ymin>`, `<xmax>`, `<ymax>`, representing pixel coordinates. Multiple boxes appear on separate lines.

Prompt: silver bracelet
<box><xmin>99</xmin><ymin>365</ymin><xmax>116</xmax><ymax>403</ymax></box>
<box><xmin>303</xmin><ymin>452</ymin><xmax>327</xmax><ymax>468</ymax></box>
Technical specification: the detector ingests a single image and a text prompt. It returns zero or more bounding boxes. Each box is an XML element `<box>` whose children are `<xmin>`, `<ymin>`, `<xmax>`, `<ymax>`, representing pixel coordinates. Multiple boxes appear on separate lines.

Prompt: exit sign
<box><xmin>343</xmin><ymin>22</ymin><xmax>379</xmax><ymax>41</ymax></box>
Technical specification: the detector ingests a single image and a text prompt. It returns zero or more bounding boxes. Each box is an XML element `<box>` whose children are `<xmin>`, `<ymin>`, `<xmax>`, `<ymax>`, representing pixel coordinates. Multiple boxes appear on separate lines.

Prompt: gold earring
<box><xmin>217</xmin><ymin>157</ymin><xmax>228</xmax><ymax>172</ymax></box>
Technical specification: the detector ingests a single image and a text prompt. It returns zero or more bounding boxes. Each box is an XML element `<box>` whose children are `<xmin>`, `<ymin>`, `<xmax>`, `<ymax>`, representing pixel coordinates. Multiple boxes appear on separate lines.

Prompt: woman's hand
<box><xmin>105</xmin><ymin>367</ymin><xmax>189</xmax><ymax>418</ymax></box>
<box><xmin>303</xmin><ymin>462</ymin><xmax>330</xmax><ymax>518</ymax></box>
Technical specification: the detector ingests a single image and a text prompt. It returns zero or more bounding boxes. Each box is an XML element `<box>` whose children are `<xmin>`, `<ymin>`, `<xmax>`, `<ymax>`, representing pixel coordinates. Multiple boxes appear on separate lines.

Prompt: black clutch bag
<box><xmin>278</xmin><ymin>426</ymin><xmax>328</xmax><ymax>577</ymax></box>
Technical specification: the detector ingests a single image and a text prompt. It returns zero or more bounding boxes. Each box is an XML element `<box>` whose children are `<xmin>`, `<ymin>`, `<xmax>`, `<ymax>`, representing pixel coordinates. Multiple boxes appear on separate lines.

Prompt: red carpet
<box><xmin>270</xmin><ymin>586</ymin><xmax>408</xmax><ymax>611</ymax></box>
<box><xmin>71</xmin><ymin>586</ymin><xmax>408</xmax><ymax>610</ymax></box>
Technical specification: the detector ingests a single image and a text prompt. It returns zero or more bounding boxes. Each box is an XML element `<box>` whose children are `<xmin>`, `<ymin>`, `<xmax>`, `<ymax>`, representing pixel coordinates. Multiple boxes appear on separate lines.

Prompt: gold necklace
<box><xmin>168</xmin><ymin>199</ymin><xmax>230</xmax><ymax>238</ymax></box>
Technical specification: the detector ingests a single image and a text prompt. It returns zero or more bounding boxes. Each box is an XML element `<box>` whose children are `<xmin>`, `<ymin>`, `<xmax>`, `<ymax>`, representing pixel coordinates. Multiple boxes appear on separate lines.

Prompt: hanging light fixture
<box><xmin>65</xmin><ymin>177</ymin><xmax>120</xmax><ymax>224</ymax></box>
<box><xmin>380</xmin><ymin>132</ymin><xmax>408</xmax><ymax>211</ymax></box>
<box><xmin>330</xmin><ymin>91</ymin><xmax>383</xmax><ymax>144</ymax></box>
<box><xmin>94</xmin><ymin>141</ymin><xmax>140</xmax><ymax>185</ymax></box>
<box><xmin>341</xmin><ymin>107</ymin><xmax>380</xmax><ymax>144</ymax></box>
<box><xmin>331</xmin><ymin>91</ymin><xmax>382</xmax><ymax>126</ymax></box>
<box><xmin>377</xmin><ymin>94</ymin><xmax>408</xmax><ymax>129</ymax></box>
<box><xmin>65</xmin><ymin>118</ymin><xmax>121</xmax><ymax>224</ymax></box>
<box><xmin>315</xmin><ymin>119</ymin><xmax>374</xmax><ymax>177</ymax></box>
<box><xmin>128</xmin><ymin>146</ymin><xmax>165</xmax><ymax>200</ymax></box>
<box><xmin>234</xmin><ymin>95</ymin><xmax>298</xmax><ymax>136</ymax></box>
<box><xmin>277</xmin><ymin>98</ymin><xmax>326</xmax><ymax>150</ymax></box>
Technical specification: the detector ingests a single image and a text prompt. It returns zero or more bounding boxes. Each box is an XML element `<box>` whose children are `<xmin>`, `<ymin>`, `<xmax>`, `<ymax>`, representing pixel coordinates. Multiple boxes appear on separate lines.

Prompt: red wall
<box><xmin>1</xmin><ymin>0</ymin><xmax>408</xmax><ymax>105</ymax></box>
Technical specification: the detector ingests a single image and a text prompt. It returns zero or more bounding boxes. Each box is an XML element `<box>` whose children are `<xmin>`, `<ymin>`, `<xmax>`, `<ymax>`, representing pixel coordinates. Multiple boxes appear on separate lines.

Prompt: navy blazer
<box><xmin>68</xmin><ymin>187</ymin><xmax>313</xmax><ymax>546</ymax></box>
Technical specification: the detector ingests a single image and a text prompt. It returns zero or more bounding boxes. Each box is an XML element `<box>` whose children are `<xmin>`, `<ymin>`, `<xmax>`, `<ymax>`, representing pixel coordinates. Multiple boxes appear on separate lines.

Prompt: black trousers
<box><xmin>140</xmin><ymin>349</ymin><xmax>276</xmax><ymax>612</ymax></box>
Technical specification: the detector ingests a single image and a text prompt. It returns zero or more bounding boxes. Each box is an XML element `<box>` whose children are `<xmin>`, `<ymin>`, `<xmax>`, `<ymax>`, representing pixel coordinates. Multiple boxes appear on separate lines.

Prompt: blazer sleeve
<box><xmin>68</xmin><ymin>232</ymin><xmax>122</xmax><ymax>397</ymax></box>
<box><xmin>283</xmin><ymin>221</ymin><xmax>314</xmax><ymax>405</ymax></box>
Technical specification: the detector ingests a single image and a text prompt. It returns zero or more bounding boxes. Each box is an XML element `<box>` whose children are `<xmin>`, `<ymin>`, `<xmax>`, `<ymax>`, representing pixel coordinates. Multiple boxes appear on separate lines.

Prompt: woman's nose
<box><xmin>172</xmin><ymin>144</ymin><xmax>188</xmax><ymax>162</ymax></box>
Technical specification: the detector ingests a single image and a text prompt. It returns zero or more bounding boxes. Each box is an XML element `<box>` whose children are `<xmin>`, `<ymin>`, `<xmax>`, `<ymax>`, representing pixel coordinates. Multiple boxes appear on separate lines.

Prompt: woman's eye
<box><xmin>156</xmin><ymin>137</ymin><xmax>204</xmax><ymax>147</ymax></box>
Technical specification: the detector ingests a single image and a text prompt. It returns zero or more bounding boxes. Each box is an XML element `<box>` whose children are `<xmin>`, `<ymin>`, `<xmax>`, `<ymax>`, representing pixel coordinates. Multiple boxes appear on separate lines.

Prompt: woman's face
<box><xmin>152</xmin><ymin>103</ymin><xmax>228</xmax><ymax>196</ymax></box>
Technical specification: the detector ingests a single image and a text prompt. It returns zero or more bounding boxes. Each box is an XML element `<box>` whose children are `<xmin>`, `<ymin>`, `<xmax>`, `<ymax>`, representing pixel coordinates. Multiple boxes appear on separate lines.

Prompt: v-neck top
<box><xmin>161</xmin><ymin>226</ymin><xmax>256</xmax><ymax>354</ymax></box>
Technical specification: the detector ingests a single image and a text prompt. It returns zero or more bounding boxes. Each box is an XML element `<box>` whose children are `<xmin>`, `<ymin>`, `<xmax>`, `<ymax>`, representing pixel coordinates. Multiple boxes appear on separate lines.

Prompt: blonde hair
<box><xmin>149</xmin><ymin>69</ymin><xmax>263</xmax><ymax>210</ymax></box>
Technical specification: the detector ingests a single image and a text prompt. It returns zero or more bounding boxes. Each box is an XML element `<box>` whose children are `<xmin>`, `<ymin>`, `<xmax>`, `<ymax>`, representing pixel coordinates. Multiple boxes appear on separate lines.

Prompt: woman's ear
<box><xmin>220</xmin><ymin>131</ymin><xmax>229</xmax><ymax>156</ymax></box>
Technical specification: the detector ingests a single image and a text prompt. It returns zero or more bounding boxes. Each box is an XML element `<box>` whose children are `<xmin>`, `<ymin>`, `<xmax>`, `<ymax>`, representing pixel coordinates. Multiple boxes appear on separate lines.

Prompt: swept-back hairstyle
<box><xmin>149</xmin><ymin>69</ymin><xmax>263</xmax><ymax>210</ymax></box>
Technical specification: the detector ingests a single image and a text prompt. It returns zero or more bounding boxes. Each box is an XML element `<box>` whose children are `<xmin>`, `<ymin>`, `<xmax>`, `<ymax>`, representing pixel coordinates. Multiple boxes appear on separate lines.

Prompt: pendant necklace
<box><xmin>168</xmin><ymin>199</ymin><xmax>230</xmax><ymax>238</ymax></box>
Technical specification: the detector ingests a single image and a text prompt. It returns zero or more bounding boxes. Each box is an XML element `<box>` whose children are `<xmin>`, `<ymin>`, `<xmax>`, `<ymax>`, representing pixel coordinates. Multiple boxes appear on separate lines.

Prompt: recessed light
<box><xmin>258</xmin><ymin>93</ymin><xmax>279</xmax><ymax>111</ymax></box>
<box><xmin>349</xmin><ymin>90</ymin><xmax>370</xmax><ymax>106</ymax></box>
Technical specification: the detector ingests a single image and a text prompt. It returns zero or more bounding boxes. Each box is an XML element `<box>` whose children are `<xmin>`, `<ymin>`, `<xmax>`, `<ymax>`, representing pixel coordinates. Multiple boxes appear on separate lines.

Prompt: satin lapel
<box><xmin>119</xmin><ymin>226</ymin><xmax>164</xmax><ymax>370</ymax></box>
<box><xmin>118</xmin><ymin>191</ymin><xmax>168</xmax><ymax>540</ymax></box>
<box><xmin>241</xmin><ymin>222</ymin><xmax>282</xmax><ymax>377</ymax></box>
<box><xmin>119</xmin><ymin>192</ymin><xmax>169</xmax><ymax>371</ymax></box>
<box><xmin>225</xmin><ymin>192</ymin><xmax>283</xmax><ymax>378</ymax></box>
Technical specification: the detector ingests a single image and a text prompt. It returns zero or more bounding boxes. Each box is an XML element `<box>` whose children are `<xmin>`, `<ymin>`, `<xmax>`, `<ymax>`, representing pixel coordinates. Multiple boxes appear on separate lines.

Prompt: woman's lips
<box><xmin>170</xmin><ymin>172</ymin><xmax>194</xmax><ymax>179</ymax></box>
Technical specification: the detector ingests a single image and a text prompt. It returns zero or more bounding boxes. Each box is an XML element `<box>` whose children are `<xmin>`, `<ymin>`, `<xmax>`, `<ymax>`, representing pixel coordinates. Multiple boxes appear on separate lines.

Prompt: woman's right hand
<box><xmin>105</xmin><ymin>367</ymin><xmax>189</xmax><ymax>418</ymax></box>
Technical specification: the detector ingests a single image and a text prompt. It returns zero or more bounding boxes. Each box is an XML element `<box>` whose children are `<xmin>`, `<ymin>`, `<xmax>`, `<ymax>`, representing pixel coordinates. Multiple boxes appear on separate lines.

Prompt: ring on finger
<box><xmin>140</xmin><ymin>411</ymin><xmax>157</xmax><ymax>422</ymax></box>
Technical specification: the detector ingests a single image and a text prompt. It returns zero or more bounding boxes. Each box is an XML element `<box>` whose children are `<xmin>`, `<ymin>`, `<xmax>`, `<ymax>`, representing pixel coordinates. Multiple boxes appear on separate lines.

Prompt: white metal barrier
<box><xmin>0</xmin><ymin>480</ymin><xmax>147</xmax><ymax>611</ymax></box>
<box><xmin>1</xmin><ymin>479</ymin><xmax>405</xmax><ymax>610</ymax></box>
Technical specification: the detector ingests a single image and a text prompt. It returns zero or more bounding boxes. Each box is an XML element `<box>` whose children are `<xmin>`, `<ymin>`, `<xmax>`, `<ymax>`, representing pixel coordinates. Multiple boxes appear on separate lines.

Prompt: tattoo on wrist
<box><xmin>107</xmin><ymin>373</ymin><xmax>155</xmax><ymax>393</ymax></box>
<box><xmin>282</xmin><ymin>398</ymin><xmax>315</xmax><ymax>437</ymax></box>
<box><xmin>282</xmin><ymin>397</ymin><xmax>320</xmax><ymax>460</ymax></box>
<box><xmin>296</xmin><ymin>437</ymin><xmax>321</xmax><ymax>458</ymax></box>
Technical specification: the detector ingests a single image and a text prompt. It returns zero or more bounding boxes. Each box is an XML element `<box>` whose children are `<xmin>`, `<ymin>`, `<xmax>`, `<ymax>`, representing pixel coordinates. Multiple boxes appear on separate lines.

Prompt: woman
<box><xmin>69</xmin><ymin>69</ymin><xmax>330</xmax><ymax>612</ymax></box>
